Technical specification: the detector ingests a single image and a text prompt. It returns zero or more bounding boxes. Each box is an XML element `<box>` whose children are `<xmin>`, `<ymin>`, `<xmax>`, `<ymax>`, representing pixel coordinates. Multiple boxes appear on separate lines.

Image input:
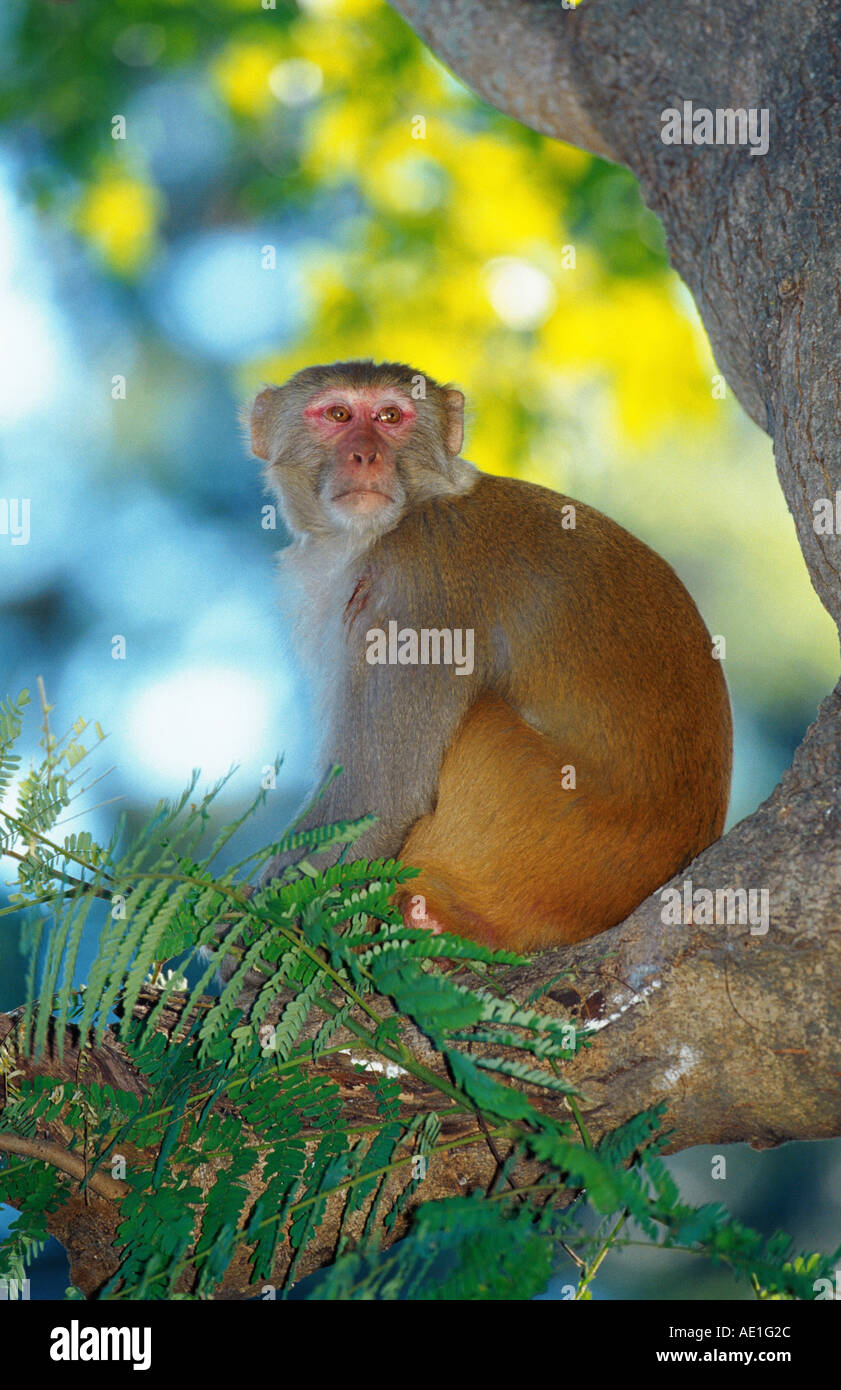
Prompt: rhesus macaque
<box><xmin>250</xmin><ymin>360</ymin><xmax>731</xmax><ymax>953</ymax></box>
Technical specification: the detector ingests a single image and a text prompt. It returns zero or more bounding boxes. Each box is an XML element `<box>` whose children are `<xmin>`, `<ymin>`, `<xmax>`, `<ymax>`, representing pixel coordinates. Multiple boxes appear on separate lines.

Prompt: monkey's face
<box><xmin>249</xmin><ymin>362</ymin><xmax>467</xmax><ymax>541</ymax></box>
<box><xmin>300</xmin><ymin>383</ymin><xmax>415</xmax><ymax>534</ymax></box>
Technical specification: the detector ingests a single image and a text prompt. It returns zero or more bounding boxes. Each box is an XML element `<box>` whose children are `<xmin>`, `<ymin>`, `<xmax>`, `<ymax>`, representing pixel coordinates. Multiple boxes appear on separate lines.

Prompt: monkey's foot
<box><xmin>400</xmin><ymin>893</ymin><xmax>444</xmax><ymax>935</ymax></box>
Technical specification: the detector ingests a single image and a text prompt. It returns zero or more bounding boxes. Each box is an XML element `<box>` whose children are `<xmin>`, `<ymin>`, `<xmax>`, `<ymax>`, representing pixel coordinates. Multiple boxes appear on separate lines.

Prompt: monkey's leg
<box><xmin>396</xmin><ymin>694</ymin><xmax>702</xmax><ymax>953</ymax></box>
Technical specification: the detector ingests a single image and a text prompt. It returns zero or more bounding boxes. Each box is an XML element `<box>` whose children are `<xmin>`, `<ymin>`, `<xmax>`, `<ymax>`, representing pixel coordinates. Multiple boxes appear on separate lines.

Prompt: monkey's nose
<box><xmin>351</xmin><ymin>450</ymin><xmax>381</xmax><ymax>466</ymax></box>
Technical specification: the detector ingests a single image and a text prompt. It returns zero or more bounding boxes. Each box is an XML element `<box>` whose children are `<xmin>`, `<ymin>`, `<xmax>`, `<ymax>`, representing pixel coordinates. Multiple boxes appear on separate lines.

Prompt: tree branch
<box><xmin>392</xmin><ymin>0</ymin><xmax>614</xmax><ymax>158</ymax></box>
<box><xmin>0</xmin><ymin>1135</ymin><xmax>125</xmax><ymax>1201</ymax></box>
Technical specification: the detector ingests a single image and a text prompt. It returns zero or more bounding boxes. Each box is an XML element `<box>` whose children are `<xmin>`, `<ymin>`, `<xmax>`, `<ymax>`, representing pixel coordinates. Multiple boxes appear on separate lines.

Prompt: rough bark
<box><xmin>3</xmin><ymin>0</ymin><xmax>841</xmax><ymax>1298</ymax></box>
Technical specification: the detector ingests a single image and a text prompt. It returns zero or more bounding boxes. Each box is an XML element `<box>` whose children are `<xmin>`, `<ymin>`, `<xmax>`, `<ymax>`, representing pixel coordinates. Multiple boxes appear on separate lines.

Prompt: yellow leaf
<box><xmin>76</xmin><ymin>174</ymin><xmax>162</xmax><ymax>275</ymax></box>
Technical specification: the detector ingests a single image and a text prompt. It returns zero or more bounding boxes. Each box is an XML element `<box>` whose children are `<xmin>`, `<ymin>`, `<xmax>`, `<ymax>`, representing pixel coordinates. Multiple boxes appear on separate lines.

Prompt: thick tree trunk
<box><xmin>3</xmin><ymin>0</ymin><xmax>840</xmax><ymax>1298</ymax></box>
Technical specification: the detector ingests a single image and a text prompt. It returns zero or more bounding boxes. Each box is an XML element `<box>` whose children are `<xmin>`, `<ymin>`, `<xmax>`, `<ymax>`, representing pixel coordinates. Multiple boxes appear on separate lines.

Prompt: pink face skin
<box><xmin>303</xmin><ymin>386</ymin><xmax>417</xmax><ymax>521</ymax></box>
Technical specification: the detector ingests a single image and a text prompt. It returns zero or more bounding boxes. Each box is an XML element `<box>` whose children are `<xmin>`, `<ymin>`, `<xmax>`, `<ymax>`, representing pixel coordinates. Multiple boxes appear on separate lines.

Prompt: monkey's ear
<box><xmin>250</xmin><ymin>387</ymin><xmax>282</xmax><ymax>460</ymax></box>
<box><xmin>444</xmin><ymin>389</ymin><xmax>465</xmax><ymax>455</ymax></box>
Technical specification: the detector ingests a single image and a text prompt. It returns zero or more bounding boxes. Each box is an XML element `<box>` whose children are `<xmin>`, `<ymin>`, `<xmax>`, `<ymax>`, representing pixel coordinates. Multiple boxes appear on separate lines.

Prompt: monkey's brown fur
<box><xmin>253</xmin><ymin>360</ymin><xmax>732</xmax><ymax>954</ymax></box>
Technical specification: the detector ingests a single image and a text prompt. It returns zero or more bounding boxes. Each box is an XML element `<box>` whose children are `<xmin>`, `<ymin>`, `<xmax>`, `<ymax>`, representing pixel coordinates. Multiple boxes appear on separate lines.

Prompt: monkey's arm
<box><xmin>210</xmin><ymin>675</ymin><xmax>470</xmax><ymax>989</ymax></box>
<box><xmin>262</xmin><ymin>662</ymin><xmax>478</xmax><ymax>883</ymax></box>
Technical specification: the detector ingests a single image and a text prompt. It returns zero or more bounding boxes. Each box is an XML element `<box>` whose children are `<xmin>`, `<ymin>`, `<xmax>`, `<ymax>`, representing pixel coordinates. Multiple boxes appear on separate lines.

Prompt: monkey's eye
<box><xmin>325</xmin><ymin>404</ymin><xmax>352</xmax><ymax>423</ymax></box>
<box><xmin>376</xmin><ymin>405</ymin><xmax>402</xmax><ymax>424</ymax></box>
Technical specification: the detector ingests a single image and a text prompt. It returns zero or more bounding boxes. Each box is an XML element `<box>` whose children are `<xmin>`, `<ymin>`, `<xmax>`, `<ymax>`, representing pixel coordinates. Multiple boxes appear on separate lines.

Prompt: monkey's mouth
<box><xmin>331</xmin><ymin>488</ymin><xmax>395</xmax><ymax>508</ymax></box>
